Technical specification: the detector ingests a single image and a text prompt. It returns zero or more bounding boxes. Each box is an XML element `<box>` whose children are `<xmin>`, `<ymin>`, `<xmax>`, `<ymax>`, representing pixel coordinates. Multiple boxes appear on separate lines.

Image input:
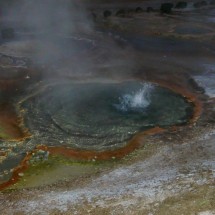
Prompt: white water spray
<box><xmin>115</xmin><ymin>83</ymin><xmax>154</xmax><ymax>112</ymax></box>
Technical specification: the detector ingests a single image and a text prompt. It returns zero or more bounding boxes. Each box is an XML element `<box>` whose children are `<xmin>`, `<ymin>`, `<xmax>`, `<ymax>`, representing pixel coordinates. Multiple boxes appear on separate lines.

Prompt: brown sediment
<box><xmin>0</xmin><ymin>79</ymin><xmax>22</xmax><ymax>91</ymax></box>
<box><xmin>0</xmin><ymin>151</ymin><xmax>7</xmax><ymax>156</ymax></box>
<box><xmin>0</xmin><ymin>103</ymin><xmax>30</xmax><ymax>141</ymax></box>
<box><xmin>0</xmin><ymin>67</ymin><xmax>39</xmax><ymax>140</ymax></box>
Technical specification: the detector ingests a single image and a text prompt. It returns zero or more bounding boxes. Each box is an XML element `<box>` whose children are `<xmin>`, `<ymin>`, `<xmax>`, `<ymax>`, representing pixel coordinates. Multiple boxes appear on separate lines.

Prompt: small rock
<box><xmin>147</xmin><ymin>7</ymin><xmax>154</xmax><ymax>13</ymax></box>
<box><xmin>135</xmin><ymin>7</ymin><xmax>143</xmax><ymax>13</ymax></box>
<box><xmin>175</xmin><ymin>1</ymin><xmax>188</xmax><ymax>9</ymax></box>
<box><xmin>160</xmin><ymin>3</ymin><xmax>174</xmax><ymax>14</ymax></box>
<box><xmin>38</xmin><ymin>150</ymin><xmax>45</xmax><ymax>155</ymax></box>
<box><xmin>18</xmin><ymin>173</ymin><xmax>24</xmax><ymax>177</ymax></box>
<box><xmin>103</xmin><ymin>10</ymin><xmax>112</xmax><ymax>18</ymax></box>
<box><xmin>44</xmin><ymin>151</ymin><xmax>49</xmax><ymax>160</ymax></box>
<box><xmin>116</xmin><ymin>9</ymin><xmax>126</xmax><ymax>17</ymax></box>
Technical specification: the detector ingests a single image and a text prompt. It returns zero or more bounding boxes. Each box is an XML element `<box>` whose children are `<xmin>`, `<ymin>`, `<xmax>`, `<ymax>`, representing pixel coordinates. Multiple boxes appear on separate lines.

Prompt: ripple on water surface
<box><xmin>21</xmin><ymin>81</ymin><xmax>193</xmax><ymax>151</ymax></box>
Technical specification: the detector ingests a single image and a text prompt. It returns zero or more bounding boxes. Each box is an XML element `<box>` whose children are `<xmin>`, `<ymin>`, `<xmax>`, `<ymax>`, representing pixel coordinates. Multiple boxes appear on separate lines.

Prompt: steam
<box><xmin>115</xmin><ymin>83</ymin><xmax>154</xmax><ymax>112</ymax></box>
<box><xmin>5</xmin><ymin>0</ymin><xmax>93</xmax><ymax>34</ymax></box>
<box><xmin>2</xmin><ymin>0</ymin><xmax>94</xmax><ymax>71</ymax></box>
<box><xmin>0</xmin><ymin>0</ymin><xmax>137</xmax><ymax>78</ymax></box>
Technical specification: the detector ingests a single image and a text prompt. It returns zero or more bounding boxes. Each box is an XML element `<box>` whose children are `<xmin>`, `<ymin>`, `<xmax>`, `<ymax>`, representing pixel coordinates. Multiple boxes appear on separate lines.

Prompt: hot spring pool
<box><xmin>22</xmin><ymin>80</ymin><xmax>193</xmax><ymax>151</ymax></box>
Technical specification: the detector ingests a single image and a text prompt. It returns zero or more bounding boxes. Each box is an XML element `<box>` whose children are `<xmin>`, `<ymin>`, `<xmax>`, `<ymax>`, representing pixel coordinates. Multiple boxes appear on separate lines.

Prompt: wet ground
<box><xmin>0</xmin><ymin>0</ymin><xmax>215</xmax><ymax>214</ymax></box>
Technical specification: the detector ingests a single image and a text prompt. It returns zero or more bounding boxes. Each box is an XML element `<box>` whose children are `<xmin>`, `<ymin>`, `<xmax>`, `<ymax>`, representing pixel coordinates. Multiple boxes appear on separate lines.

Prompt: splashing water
<box><xmin>115</xmin><ymin>83</ymin><xmax>154</xmax><ymax>112</ymax></box>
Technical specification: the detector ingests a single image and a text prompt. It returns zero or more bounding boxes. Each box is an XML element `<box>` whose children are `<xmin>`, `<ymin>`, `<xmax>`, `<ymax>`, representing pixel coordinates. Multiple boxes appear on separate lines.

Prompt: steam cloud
<box><xmin>1</xmin><ymin>0</ymin><xmax>137</xmax><ymax>78</ymax></box>
<box><xmin>1</xmin><ymin>0</ymin><xmax>93</xmax><ymax>72</ymax></box>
